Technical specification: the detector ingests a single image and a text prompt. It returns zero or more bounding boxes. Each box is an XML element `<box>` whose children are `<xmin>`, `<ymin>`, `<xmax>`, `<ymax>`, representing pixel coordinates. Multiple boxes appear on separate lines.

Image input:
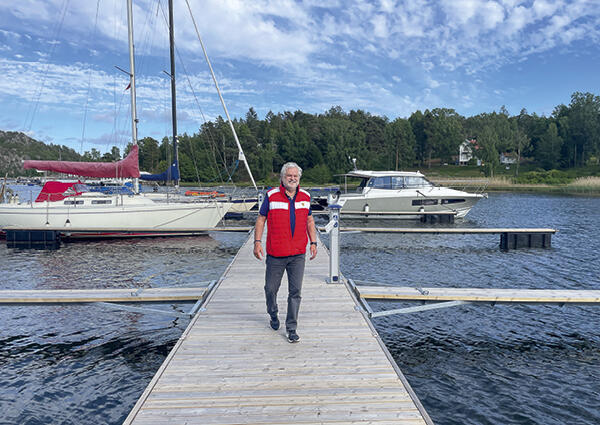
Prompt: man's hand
<box><xmin>254</xmin><ymin>215</ymin><xmax>266</xmax><ymax>260</ymax></box>
<box><xmin>309</xmin><ymin>243</ymin><xmax>317</xmax><ymax>260</ymax></box>
<box><xmin>253</xmin><ymin>242</ymin><xmax>264</xmax><ymax>260</ymax></box>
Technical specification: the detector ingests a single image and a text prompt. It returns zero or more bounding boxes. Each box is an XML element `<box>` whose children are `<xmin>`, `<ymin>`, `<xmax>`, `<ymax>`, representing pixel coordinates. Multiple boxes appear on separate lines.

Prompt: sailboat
<box><xmin>0</xmin><ymin>0</ymin><xmax>232</xmax><ymax>238</ymax></box>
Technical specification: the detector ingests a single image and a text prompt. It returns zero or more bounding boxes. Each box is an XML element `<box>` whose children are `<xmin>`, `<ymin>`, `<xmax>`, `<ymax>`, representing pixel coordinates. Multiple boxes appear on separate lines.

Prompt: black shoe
<box><xmin>287</xmin><ymin>330</ymin><xmax>300</xmax><ymax>343</ymax></box>
<box><xmin>270</xmin><ymin>316</ymin><xmax>280</xmax><ymax>330</ymax></box>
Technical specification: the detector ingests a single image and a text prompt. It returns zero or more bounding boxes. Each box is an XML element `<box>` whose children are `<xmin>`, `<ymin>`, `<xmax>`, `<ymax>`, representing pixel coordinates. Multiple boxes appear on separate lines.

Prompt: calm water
<box><xmin>1</xmin><ymin>191</ymin><xmax>599</xmax><ymax>424</ymax></box>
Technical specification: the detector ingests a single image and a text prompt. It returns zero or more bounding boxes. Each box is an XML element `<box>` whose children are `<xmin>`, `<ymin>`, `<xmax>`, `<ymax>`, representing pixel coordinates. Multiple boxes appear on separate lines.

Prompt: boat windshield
<box><xmin>356</xmin><ymin>178</ymin><xmax>368</xmax><ymax>193</ymax></box>
<box><xmin>367</xmin><ymin>175</ymin><xmax>433</xmax><ymax>189</ymax></box>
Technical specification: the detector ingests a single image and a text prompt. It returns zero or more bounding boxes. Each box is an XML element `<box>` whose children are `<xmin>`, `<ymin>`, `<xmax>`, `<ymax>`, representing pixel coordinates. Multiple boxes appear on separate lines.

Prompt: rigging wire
<box><xmin>183</xmin><ymin>0</ymin><xmax>258</xmax><ymax>190</ymax></box>
<box><xmin>109</xmin><ymin>0</ymin><xmax>133</xmax><ymax>155</ymax></box>
<box><xmin>79</xmin><ymin>0</ymin><xmax>102</xmax><ymax>155</ymax></box>
<box><xmin>23</xmin><ymin>0</ymin><xmax>71</xmax><ymax>134</ymax></box>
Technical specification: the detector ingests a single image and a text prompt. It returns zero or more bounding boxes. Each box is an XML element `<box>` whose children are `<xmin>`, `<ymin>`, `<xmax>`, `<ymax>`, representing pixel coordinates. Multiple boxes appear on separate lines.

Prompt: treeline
<box><xmin>4</xmin><ymin>91</ymin><xmax>599</xmax><ymax>182</ymax></box>
<box><xmin>129</xmin><ymin>91</ymin><xmax>599</xmax><ymax>183</ymax></box>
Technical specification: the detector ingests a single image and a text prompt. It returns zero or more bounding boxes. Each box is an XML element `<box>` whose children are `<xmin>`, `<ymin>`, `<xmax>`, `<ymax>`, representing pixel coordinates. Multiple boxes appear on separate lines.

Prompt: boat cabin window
<box><xmin>356</xmin><ymin>178</ymin><xmax>368</xmax><ymax>193</ymax></box>
<box><xmin>412</xmin><ymin>199</ymin><xmax>438</xmax><ymax>206</ymax></box>
<box><xmin>367</xmin><ymin>176</ymin><xmax>392</xmax><ymax>189</ymax></box>
<box><xmin>64</xmin><ymin>200</ymin><xmax>84</xmax><ymax>205</ymax></box>
<box><xmin>91</xmin><ymin>200</ymin><xmax>112</xmax><ymax>205</ymax></box>
<box><xmin>391</xmin><ymin>176</ymin><xmax>404</xmax><ymax>189</ymax></box>
<box><xmin>404</xmin><ymin>176</ymin><xmax>433</xmax><ymax>188</ymax></box>
<box><xmin>441</xmin><ymin>198</ymin><xmax>465</xmax><ymax>204</ymax></box>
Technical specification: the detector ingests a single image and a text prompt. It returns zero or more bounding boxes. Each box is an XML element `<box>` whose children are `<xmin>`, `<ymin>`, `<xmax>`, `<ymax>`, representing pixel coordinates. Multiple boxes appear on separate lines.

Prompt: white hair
<box><xmin>280</xmin><ymin>162</ymin><xmax>302</xmax><ymax>179</ymax></box>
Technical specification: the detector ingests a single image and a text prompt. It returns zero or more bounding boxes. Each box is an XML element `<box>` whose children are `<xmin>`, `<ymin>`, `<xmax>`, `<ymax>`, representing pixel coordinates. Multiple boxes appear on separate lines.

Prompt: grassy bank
<box><xmin>431</xmin><ymin>176</ymin><xmax>600</xmax><ymax>195</ymax></box>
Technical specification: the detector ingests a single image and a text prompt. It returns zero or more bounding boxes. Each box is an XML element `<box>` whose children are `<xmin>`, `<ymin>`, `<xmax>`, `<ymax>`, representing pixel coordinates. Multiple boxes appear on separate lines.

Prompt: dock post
<box><xmin>326</xmin><ymin>192</ymin><xmax>342</xmax><ymax>283</ymax></box>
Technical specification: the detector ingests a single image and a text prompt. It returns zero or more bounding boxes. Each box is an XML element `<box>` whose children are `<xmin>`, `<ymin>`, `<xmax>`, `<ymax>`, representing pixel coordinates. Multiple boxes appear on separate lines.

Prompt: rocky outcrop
<box><xmin>0</xmin><ymin>131</ymin><xmax>82</xmax><ymax>177</ymax></box>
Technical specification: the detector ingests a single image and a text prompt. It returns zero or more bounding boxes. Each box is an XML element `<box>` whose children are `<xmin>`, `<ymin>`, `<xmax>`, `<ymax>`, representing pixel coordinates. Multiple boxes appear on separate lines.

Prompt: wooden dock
<box><xmin>124</xmin><ymin>234</ymin><xmax>431</xmax><ymax>424</ymax></box>
<box><xmin>316</xmin><ymin>227</ymin><xmax>557</xmax><ymax>250</ymax></box>
<box><xmin>358</xmin><ymin>286</ymin><xmax>600</xmax><ymax>304</ymax></box>
<box><xmin>0</xmin><ymin>287</ymin><xmax>206</xmax><ymax>304</ymax></box>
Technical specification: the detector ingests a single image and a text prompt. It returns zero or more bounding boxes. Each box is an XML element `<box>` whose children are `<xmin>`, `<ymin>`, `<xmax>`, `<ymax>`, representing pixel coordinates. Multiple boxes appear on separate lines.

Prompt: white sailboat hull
<box><xmin>0</xmin><ymin>194</ymin><xmax>232</xmax><ymax>237</ymax></box>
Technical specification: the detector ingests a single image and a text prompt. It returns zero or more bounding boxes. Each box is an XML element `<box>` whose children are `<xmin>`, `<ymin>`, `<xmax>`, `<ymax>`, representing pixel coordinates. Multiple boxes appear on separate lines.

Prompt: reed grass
<box><xmin>433</xmin><ymin>175</ymin><xmax>600</xmax><ymax>195</ymax></box>
<box><xmin>486</xmin><ymin>176</ymin><xmax>516</xmax><ymax>187</ymax></box>
<box><xmin>567</xmin><ymin>176</ymin><xmax>600</xmax><ymax>188</ymax></box>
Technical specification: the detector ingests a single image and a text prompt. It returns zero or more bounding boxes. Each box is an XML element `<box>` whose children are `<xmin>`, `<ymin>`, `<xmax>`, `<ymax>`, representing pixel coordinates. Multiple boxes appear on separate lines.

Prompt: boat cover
<box><xmin>23</xmin><ymin>145</ymin><xmax>140</xmax><ymax>178</ymax></box>
<box><xmin>35</xmin><ymin>181</ymin><xmax>87</xmax><ymax>202</ymax></box>
<box><xmin>139</xmin><ymin>160</ymin><xmax>180</xmax><ymax>181</ymax></box>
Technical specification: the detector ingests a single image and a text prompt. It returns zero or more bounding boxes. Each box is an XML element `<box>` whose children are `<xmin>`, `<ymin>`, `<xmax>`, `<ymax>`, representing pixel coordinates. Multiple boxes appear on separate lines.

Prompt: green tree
<box><xmin>138</xmin><ymin>137</ymin><xmax>160</xmax><ymax>172</ymax></box>
<box><xmin>477</xmin><ymin>126</ymin><xmax>500</xmax><ymax>177</ymax></box>
<box><xmin>384</xmin><ymin>118</ymin><xmax>416</xmax><ymax>170</ymax></box>
<box><xmin>563</xmin><ymin>92</ymin><xmax>600</xmax><ymax>166</ymax></box>
<box><xmin>409</xmin><ymin>110</ymin><xmax>426</xmax><ymax>165</ymax></box>
<box><xmin>536</xmin><ymin>122</ymin><xmax>563</xmax><ymax>170</ymax></box>
<box><xmin>423</xmin><ymin>108</ymin><xmax>464</xmax><ymax>166</ymax></box>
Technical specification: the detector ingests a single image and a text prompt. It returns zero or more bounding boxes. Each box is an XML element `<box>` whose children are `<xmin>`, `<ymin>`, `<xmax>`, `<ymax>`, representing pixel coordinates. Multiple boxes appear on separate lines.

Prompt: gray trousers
<box><xmin>265</xmin><ymin>253</ymin><xmax>306</xmax><ymax>332</ymax></box>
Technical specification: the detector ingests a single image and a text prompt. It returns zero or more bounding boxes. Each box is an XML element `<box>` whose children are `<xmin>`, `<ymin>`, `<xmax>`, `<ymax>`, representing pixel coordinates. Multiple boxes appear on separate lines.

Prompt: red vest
<box><xmin>266</xmin><ymin>184</ymin><xmax>311</xmax><ymax>257</ymax></box>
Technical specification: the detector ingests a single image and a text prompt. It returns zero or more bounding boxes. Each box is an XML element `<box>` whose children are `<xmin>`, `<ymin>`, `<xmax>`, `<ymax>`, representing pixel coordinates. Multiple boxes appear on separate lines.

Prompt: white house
<box><xmin>458</xmin><ymin>139</ymin><xmax>479</xmax><ymax>165</ymax></box>
<box><xmin>500</xmin><ymin>152</ymin><xmax>517</xmax><ymax>164</ymax></box>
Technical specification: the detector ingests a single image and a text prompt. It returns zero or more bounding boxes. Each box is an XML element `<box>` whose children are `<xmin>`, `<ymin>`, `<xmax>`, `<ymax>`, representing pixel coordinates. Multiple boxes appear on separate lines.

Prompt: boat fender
<box><xmin>363</xmin><ymin>203</ymin><xmax>369</xmax><ymax>213</ymax></box>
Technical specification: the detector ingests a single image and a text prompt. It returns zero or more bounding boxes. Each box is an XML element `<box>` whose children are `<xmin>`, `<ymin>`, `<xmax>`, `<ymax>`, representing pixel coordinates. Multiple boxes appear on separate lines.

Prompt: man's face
<box><xmin>282</xmin><ymin>167</ymin><xmax>300</xmax><ymax>192</ymax></box>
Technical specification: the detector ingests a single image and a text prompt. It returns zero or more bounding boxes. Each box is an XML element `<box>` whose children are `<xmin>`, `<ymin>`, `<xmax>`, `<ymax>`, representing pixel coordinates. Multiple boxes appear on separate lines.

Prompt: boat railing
<box><xmin>431</xmin><ymin>178</ymin><xmax>489</xmax><ymax>194</ymax></box>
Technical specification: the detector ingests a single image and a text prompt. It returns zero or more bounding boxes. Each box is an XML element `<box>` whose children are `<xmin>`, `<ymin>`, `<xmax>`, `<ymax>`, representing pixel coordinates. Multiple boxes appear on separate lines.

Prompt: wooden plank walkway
<box><xmin>0</xmin><ymin>287</ymin><xmax>206</xmax><ymax>303</ymax></box>
<box><xmin>124</xmin><ymin>234</ymin><xmax>430</xmax><ymax>425</ymax></box>
<box><xmin>358</xmin><ymin>286</ymin><xmax>600</xmax><ymax>303</ymax></box>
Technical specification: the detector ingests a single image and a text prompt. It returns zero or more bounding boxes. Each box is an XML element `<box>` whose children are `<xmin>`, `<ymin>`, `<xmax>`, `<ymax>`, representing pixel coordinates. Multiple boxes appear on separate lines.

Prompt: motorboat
<box><xmin>326</xmin><ymin>170</ymin><xmax>486</xmax><ymax>219</ymax></box>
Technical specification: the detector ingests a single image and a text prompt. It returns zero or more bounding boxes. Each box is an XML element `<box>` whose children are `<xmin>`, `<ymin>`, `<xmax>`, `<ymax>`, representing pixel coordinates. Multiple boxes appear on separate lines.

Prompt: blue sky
<box><xmin>1</xmin><ymin>0</ymin><xmax>599</xmax><ymax>155</ymax></box>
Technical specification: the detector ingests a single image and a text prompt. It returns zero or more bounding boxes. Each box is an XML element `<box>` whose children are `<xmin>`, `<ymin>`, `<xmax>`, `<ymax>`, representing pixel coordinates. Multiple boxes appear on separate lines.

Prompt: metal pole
<box><xmin>126</xmin><ymin>0</ymin><xmax>139</xmax><ymax>194</ymax></box>
<box><xmin>167</xmin><ymin>0</ymin><xmax>179</xmax><ymax>188</ymax></box>
<box><xmin>327</xmin><ymin>192</ymin><xmax>341</xmax><ymax>283</ymax></box>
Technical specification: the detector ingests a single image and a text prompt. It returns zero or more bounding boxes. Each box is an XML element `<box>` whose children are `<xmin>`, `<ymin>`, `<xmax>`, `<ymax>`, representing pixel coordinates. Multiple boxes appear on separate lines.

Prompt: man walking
<box><xmin>253</xmin><ymin>162</ymin><xmax>317</xmax><ymax>343</ymax></box>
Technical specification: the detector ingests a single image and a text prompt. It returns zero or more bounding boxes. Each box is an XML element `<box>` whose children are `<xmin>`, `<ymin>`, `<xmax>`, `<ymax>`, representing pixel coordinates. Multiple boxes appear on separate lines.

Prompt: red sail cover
<box><xmin>24</xmin><ymin>145</ymin><xmax>140</xmax><ymax>178</ymax></box>
<box><xmin>35</xmin><ymin>181</ymin><xmax>84</xmax><ymax>202</ymax></box>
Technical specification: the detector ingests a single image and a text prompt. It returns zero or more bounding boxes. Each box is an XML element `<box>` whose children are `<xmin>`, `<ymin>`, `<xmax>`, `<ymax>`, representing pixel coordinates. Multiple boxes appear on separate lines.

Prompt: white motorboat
<box><xmin>332</xmin><ymin>170</ymin><xmax>486</xmax><ymax>219</ymax></box>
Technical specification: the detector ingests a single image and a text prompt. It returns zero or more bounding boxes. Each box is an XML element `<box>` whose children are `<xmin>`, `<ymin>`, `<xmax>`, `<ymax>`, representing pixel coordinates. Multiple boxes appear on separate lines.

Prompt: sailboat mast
<box><xmin>126</xmin><ymin>0</ymin><xmax>139</xmax><ymax>193</ymax></box>
<box><xmin>168</xmin><ymin>0</ymin><xmax>179</xmax><ymax>187</ymax></box>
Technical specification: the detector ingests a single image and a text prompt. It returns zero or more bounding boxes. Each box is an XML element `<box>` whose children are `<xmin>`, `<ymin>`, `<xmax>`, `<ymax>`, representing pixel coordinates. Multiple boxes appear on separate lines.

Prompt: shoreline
<box><xmin>430</xmin><ymin>177</ymin><xmax>600</xmax><ymax>196</ymax></box>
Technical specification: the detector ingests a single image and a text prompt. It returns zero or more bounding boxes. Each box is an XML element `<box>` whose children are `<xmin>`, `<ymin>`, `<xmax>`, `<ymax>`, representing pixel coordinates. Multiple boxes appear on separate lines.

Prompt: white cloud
<box><xmin>1</xmin><ymin>0</ymin><xmax>600</xmax><ymax>148</ymax></box>
<box><xmin>372</xmin><ymin>14</ymin><xmax>389</xmax><ymax>38</ymax></box>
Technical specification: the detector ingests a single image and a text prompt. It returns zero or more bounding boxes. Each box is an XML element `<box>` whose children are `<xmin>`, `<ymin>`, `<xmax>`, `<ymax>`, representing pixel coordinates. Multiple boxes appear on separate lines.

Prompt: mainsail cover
<box><xmin>23</xmin><ymin>145</ymin><xmax>140</xmax><ymax>178</ymax></box>
<box><xmin>139</xmin><ymin>160</ymin><xmax>179</xmax><ymax>181</ymax></box>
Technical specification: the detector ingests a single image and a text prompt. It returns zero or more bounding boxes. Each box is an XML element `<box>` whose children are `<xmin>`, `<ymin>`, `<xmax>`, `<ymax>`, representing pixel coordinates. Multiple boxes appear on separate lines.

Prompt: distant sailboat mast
<box><xmin>126</xmin><ymin>0</ymin><xmax>139</xmax><ymax>193</ymax></box>
<box><xmin>167</xmin><ymin>0</ymin><xmax>179</xmax><ymax>188</ymax></box>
